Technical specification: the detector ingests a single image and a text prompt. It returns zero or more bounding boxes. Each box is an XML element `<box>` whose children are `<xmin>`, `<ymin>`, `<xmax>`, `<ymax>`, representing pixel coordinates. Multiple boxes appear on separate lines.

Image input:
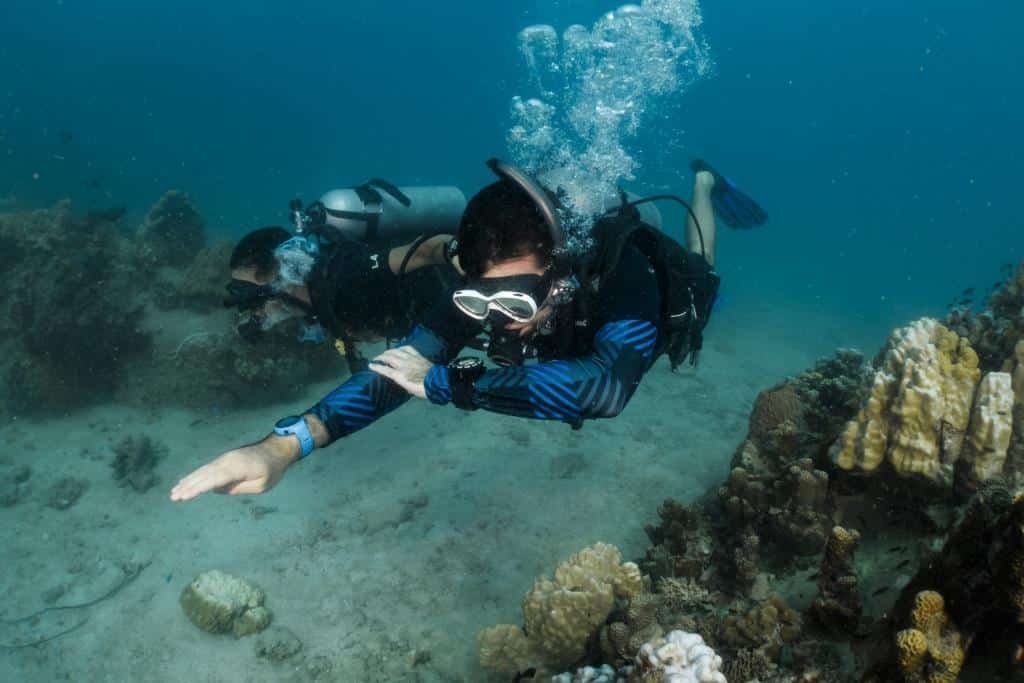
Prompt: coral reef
<box><xmin>956</xmin><ymin>370</ymin><xmax>1014</xmax><ymax>492</ymax></box>
<box><xmin>632</xmin><ymin>630</ymin><xmax>726</xmax><ymax>682</ymax></box>
<box><xmin>111</xmin><ymin>435</ymin><xmax>166</xmax><ymax>492</ymax></box>
<box><xmin>549</xmin><ymin>261</ymin><xmax>1024</xmax><ymax>682</ymax></box>
<box><xmin>718</xmin><ymin>595</ymin><xmax>802</xmax><ymax>660</ymax></box>
<box><xmin>641</xmin><ymin>499</ymin><xmax>713</xmax><ymax>582</ymax></box>
<box><xmin>0</xmin><ymin>201</ymin><xmax>150</xmax><ymax>412</ymax></box>
<box><xmin>478</xmin><ymin>542</ymin><xmax>646</xmax><ymax>675</ymax></box>
<box><xmin>893</xmin><ymin>591</ymin><xmax>965</xmax><ymax>683</ymax></box>
<box><xmin>809</xmin><ymin>526</ymin><xmax>862</xmax><ymax>635</ymax></box>
<box><xmin>831</xmin><ymin>318</ymin><xmax>998</xmax><ymax>489</ymax></box>
<box><xmin>0</xmin><ymin>200</ymin><xmax>347</xmax><ymax>416</ymax></box>
<box><xmin>720</xmin><ymin>443</ymin><xmax>832</xmax><ymax>561</ymax></box>
<box><xmin>789</xmin><ymin>348</ymin><xmax>871</xmax><ymax>443</ymax></box>
<box><xmin>157</xmin><ymin>241</ymin><xmax>233</xmax><ymax>311</ymax></box>
<box><xmin>945</xmin><ymin>260</ymin><xmax>1024</xmax><ymax>372</ymax></box>
<box><xmin>720</xmin><ymin>647</ymin><xmax>773</xmax><ymax>682</ymax></box>
<box><xmin>136</xmin><ymin>190</ymin><xmax>205</xmax><ymax>267</ymax></box>
<box><xmin>179</xmin><ymin>570</ymin><xmax>271</xmax><ymax>638</ymax></box>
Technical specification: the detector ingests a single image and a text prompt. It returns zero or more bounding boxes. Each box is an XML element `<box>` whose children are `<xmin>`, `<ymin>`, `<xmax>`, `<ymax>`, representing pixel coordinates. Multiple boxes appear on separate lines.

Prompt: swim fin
<box><xmin>690</xmin><ymin>159</ymin><xmax>768</xmax><ymax>229</ymax></box>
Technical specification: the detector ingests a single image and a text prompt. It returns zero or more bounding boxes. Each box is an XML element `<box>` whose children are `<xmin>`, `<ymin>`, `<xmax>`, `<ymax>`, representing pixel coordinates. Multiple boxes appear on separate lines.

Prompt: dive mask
<box><xmin>452</xmin><ymin>273</ymin><xmax>550</xmax><ymax>324</ymax></box>
<box><xmin>223</xmin><ymin>279</ymin><xmax>276</xmax><ymax>310</ymax></box>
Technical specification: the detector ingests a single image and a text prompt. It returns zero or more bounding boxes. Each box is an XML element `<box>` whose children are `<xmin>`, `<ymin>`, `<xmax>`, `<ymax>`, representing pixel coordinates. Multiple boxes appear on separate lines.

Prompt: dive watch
<box><xmin>447</xmin><ymin>357</ymin><xmax>485</xmax><ymax>410</ymax></box>
<box><xmin>273</xmin><ymin>415</ymin><xmax>315</xmax><ymax>459</ymax></box>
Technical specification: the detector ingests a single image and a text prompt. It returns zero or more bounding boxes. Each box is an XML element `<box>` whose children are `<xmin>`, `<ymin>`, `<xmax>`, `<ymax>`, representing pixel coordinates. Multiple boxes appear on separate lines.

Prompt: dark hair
<box><xmin>456</xmin><ymin>180</ymin><xmax>554</xmax><ymax>280</ymax></box>
<box><xmin>229</xmin><ymin>226</ymin><xmax>291</xmax><ymax>280</ymax></box>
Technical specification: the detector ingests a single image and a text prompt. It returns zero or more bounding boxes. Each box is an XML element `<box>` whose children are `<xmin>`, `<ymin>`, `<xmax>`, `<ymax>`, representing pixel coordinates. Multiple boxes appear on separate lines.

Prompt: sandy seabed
<box><xmin>0</xmin><ymin>299</ymin><xmax>883</xmax><ymax>682</ymax></box>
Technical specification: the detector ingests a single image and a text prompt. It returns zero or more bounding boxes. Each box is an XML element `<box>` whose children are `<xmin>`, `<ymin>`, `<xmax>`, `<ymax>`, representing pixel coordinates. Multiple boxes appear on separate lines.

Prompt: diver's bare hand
<box><xmin>170</xmin><ymin>436</ymin><xmax>299</xmax><ymax>501</ymax></box>
<box><xmin>370</xmin><ymin>345</ymin><xmax>431</xmax><ymax>399</ymax></box>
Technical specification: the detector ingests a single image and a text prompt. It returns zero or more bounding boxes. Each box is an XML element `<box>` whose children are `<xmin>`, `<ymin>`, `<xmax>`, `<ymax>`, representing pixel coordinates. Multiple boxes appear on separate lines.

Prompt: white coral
<box><xmin>636</xmin><ymin>630</ymin><xmax>727</xmax><ymax>683</ymax></box>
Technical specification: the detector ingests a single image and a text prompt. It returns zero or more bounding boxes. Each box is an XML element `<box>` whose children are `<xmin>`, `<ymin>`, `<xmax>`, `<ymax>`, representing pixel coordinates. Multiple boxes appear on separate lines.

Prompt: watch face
<box><xmin>275</xmin><ymin>416</ymin><xmax>301</xmax><ymax>430</ymax></box>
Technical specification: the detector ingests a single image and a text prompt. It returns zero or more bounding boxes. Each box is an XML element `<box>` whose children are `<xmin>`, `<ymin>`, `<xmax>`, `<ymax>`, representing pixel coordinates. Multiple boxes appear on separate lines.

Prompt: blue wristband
<box><xmin>273</xmin><ymin>415</ymin><xmax>315</xmax><ymax>459</ymax></box>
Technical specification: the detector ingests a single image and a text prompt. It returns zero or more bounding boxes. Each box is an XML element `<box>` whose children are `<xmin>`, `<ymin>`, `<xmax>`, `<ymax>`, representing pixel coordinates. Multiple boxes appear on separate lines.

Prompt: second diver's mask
<box><xmin>223</xmin><ymin>278</ymin><xmax>315</xmax><ymax>342</ymax></box>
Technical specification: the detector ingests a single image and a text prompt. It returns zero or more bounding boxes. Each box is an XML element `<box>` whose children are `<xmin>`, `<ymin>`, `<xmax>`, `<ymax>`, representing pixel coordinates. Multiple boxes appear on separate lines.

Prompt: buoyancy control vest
<box><xmin>544</xmin><ymin>195</ymin><xmax>720</xmax><ymax>369</ymax></box>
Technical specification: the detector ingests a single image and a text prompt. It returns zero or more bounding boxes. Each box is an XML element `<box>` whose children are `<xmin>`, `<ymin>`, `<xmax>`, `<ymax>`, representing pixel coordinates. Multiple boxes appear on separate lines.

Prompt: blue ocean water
<box><xmin>3</xmin><ymin>0</ymin><xmax>1019</xmax><ymax>339</ymax></box>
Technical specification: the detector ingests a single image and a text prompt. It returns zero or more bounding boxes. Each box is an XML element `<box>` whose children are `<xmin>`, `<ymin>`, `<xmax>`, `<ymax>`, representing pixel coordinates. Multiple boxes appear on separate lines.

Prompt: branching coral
<box><xmin>809</xmin><ymin>526</ymin><xmax>862</xmax><ymax>635</ymax></box>
<box><xmin>894</xmin><ymin>591</ymin><xmax>964</xmax><ymax>683</ymax></box>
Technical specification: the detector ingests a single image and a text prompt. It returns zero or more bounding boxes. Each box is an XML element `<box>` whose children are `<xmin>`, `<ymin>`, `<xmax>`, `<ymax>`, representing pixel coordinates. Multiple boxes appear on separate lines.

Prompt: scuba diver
<box><xmin>223</xmin><ymin>179</ymin><xmax>467</xmax><ymax>371</ymax></box>
<box><xmin>171</xmin><ymin>158</ymin><xmax>766</xmax><ymax>502</ymax></box>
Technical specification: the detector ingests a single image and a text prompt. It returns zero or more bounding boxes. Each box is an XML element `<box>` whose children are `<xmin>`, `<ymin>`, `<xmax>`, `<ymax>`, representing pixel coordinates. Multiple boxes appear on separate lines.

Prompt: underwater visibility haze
<box><xmin>1</xmin><ymin>0</ymin><xmax>1023</xmax><ymax>681</ymax></box>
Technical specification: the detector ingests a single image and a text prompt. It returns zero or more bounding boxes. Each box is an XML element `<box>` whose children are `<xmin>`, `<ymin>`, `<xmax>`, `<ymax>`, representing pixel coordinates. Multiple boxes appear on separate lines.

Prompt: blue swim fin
<box><xmin>690</xmin><ymin>159</ymin><xmax>768</xmax><ymax>229</ymax></box>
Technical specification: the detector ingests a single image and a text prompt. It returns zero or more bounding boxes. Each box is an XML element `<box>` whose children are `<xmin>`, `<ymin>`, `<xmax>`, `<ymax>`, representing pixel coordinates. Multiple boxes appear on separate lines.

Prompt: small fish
<box><xmin>808</xmin><ymin>572</ymin><xmax>821</xmax><ymax>581</ymax></box>
<box><xmin>58</xmin><ymin>130</ymin><xmax>74</xmax><ymax>145</ymax></box>
<box><xmin>961</xmin><ymin>287</ymin><xmax>975</xmax><ymax>296</ymax></box>
<box><xmin>872</xmin><ymin>586</ymin><xmax>889</xmax><ymax>596</ymax></box>
<box><xmin>513</xmin><ymin>668</ymin><xmax>537</xmax><ymax>681</ymax></box>
<box><xmin>895</xmin><ymin>559</ymin><xmax>912</xmax><ymax>570</ymax></box>
<box><xmin>887</xmin><ymin>545</ymin><xmax>906</xmax><ymax>553</ymax></box>
<box><xmin>188</xmin><ymin>418</ymin><xmax>206</xmax><ymax>427</ymax></box>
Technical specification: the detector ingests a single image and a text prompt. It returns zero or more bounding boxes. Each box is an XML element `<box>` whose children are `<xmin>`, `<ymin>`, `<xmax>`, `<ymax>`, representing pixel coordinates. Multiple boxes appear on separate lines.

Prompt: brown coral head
<box><xmin>749</xmin><ymin>383</ymin><xmax>806</xmax><ymax>441</ymax></box>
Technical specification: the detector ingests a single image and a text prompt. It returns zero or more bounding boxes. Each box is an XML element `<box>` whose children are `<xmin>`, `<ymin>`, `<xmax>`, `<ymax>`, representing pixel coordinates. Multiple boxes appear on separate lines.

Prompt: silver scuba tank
<box><xmin>311</xmin><ymin>179</ymin><xmax>466</xmax><ymax>243</ymax></box>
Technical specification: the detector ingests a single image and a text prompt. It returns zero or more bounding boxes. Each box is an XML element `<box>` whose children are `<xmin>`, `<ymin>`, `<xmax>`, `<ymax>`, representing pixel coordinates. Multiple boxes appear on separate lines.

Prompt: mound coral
<box><xmin>632</xmin><ymin>630</ymin><xmax>726</xmax><ymax>683</ymax></box>
<box><xmin>478</xmin><ymin>542</ymin><xmax>646</xmax><ymax>675</ymax></box>
<box><xmin>718</xmin><ymin>595</ymin><xmax>802</xmax><ymax>660</ymax></box>
<box><xmin>179</xmin><ymin>569</ymin><xmax>271</xmax><ymax>638</ymax></box>
<box><xmin>831</xmin><ymin>318</ymin><xmax>986</xmax><ymax>488</ymax></box>
<box><xmin>957</xmin><ymin>370</ymin><xmax>1014</xmax><ymax>491</ymax></box>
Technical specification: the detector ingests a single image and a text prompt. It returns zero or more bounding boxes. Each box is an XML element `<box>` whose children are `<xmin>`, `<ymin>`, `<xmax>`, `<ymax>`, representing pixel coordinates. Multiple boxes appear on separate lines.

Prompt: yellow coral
<box><xmin>824</xmin><ymin>526</ymin><xmax>860</xmax><ymax>568</ymax></box>
<box><xmin>477</xmin><ymin>624</ymin><xmax>533</xmax><ymax>674</ymax></box>
<box><xmin>960</xmin><ymin>372</ymin><xmax>1014</xmax><ymax>486</ymax></box>
<box><xmin>895</xmin><ymin>591</ymin><xmax>965</xmax><ymax>683</ymax></box>
<box><xmin>831</xmin><ymin>319</ymin><xmax>982</xmax><ymax>487</ymax></box>
<box><xmin>479</xmin><ymin>542</ymin><xmax>648</xmax><ymax>673</ymax></box>
<box><xmin>895</xmin><ymin>628</ymin><xmax>927</xmax><ymax>671</ymax></box>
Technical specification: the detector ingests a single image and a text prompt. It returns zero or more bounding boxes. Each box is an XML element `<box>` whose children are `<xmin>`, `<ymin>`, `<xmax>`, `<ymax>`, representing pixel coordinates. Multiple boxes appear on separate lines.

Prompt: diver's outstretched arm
<box><xmin>687</xmin><ymin>170</ymin><xmax>717</xmax><ymax>266</ymax></box>
<box><xmin>170</xmin><ymin>325</ymin><xmax>460</xmax><ymax>502</ymax></box>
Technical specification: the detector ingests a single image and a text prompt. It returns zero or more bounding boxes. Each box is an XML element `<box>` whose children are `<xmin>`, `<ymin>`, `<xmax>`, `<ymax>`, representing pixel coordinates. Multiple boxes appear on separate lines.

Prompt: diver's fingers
<box><xmin>369</xmin><ymin>361</ymin><xmax>412</xmax><ymax>390</ymax></box>
<box><xmin>170</xmin><ymin>463</ymin><xmax>237</xmax><ymax>501</ymax></box>
<box><xmin>370</xmin><ymin>348</ymin><xmax>405</xmax><ymax>369</ymax></box>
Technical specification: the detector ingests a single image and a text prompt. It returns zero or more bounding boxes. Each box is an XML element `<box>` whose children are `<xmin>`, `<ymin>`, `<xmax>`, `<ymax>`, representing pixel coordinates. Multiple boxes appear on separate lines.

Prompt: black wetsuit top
<box><xmin>309</xmin><ymin>237</ymin><xmax>455</xmax><ymax>342</ymax></box>
<box><xmin>308</xmin><ymin>241</ymin><xmax>661</xmax><ymax>441</ymax></box>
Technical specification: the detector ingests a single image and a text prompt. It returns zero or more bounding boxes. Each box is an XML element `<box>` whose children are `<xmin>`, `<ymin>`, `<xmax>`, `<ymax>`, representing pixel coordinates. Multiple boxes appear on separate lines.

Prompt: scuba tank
<box><xmin>293</xmin><ymin>178</ymin><xmax>466</xmax><ymax>244</ymax></box>
<box><xmin>599</xmin><ymin>189</ymin><xmax>663</xmax><ymax>230</ymax></box>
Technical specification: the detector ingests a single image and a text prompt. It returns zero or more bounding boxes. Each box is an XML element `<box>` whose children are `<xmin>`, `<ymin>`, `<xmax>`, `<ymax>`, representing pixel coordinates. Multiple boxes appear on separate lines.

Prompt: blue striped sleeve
<box><xmin>308</xmin><ymin>325</ymin><xmax>460</xmax><ymax>445</ymax></box>
<box><xmin>469</xmin><ymin>318</ymin><xmax>658</xmax><ymax>425</ymax></box>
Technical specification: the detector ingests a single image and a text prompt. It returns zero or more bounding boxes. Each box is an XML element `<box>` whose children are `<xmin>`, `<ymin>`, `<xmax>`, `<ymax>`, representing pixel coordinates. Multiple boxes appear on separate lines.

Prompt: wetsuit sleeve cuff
<box><xmin>424</xmin><ymin>365</ymin><xmax>452</xmax><ymax>405</ymax></box>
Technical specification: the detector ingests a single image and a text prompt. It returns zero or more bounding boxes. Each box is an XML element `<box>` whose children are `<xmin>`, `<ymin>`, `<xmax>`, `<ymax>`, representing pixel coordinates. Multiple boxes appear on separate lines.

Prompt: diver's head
<box><xmin>225</xmin><ymin>226</ymin><xmax>315</xmax><ymax>341</ymax></box>
<box><xmin>453</xmin><ymin>176</ymin><xmax>562</xmax><ymax>365</ymax></box>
